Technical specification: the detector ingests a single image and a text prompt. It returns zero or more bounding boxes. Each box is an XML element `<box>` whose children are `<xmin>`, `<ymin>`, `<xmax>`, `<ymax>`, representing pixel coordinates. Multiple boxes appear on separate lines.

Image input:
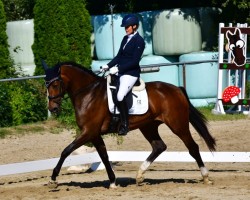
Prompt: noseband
<box><xmin>45</xmin><ymin>76</ymin><xmax>65</xmax><ymax>100</ymax></box>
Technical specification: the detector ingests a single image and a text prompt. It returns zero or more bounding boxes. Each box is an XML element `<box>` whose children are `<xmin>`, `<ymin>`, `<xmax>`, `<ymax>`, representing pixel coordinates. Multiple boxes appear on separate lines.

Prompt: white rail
<box><xmin>0</xmin><ymin>151</ymin><xmax>249</xmax><ymax>176</ymax></box>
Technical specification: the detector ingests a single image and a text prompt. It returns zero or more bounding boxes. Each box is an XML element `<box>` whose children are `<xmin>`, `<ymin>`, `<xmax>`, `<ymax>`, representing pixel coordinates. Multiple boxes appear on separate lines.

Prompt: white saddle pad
<box><xmin>107</xmin><ymin>77</ymin><xmax>149</xmax><ymax>115</ymax></box>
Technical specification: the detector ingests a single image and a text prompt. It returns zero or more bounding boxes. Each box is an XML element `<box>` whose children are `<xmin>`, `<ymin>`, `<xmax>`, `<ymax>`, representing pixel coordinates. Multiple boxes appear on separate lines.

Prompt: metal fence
<box><xmin>0</xmin><ymin>60</ymin><xmax>220</xmax><ymax>86</ymax></box>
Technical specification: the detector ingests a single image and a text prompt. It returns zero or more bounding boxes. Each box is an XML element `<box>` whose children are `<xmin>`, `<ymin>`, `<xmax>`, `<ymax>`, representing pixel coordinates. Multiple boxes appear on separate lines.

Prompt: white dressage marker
<box><xmin>0</xmin><ymin>151</ymin><xmax>249</xmax><ymax>176</ymax></box>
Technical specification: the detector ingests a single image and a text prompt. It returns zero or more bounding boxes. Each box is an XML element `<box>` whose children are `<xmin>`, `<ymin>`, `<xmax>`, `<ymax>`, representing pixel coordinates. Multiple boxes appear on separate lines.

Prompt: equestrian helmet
<box><xmin>121</xmin><ymin>14</ymin><xmax>139</xmax><ymax>27</ymax></box>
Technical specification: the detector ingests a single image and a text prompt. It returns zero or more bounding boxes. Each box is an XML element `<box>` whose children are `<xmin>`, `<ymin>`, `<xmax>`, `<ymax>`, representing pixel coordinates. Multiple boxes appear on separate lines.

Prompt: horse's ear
<box><xmin>41</xmin><ymin>59</ymin><xmax>49</xmax><ymax>71</ymax></box>
<box><xmin>226</xmin><ymin>30</ymin><xmax>233</xmax><ymax>40</ymax></box>
<box><xmin>235</xmin><ymin>28</ymin><xmax>240</xmax><ymax>36</ymax></box>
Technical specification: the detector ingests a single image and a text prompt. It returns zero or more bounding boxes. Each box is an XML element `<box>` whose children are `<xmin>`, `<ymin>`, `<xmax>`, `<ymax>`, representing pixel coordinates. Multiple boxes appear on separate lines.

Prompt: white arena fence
<box><xmin>0</xmin><ymin>151</ymin><xmax>250</xmax><ymax>176</ymax></box>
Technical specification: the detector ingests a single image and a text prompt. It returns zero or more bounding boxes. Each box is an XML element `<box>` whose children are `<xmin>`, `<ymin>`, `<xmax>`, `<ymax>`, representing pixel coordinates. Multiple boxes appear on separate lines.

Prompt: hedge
<box><xmin>32</xmin><ymin>0</ymin><xmax>92</xmax><ymax>75</ymax></box>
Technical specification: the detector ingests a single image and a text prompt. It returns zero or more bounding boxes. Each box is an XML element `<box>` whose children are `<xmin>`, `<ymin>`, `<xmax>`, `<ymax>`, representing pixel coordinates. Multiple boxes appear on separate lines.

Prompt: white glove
<box><xmin>109</xmin><ymin>66</ymin><xmax>119</xmax><ymax>75</ymax></box>
<box><xmin>100</xmin><ymin>64</ymin><xmax>109</xmax><ymax>72</ymax></box>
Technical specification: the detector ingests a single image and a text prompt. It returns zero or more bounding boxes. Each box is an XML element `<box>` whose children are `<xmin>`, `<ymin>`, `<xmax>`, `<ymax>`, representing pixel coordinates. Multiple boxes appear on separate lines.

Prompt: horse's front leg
<box><xmin>92</xmin><ymin>135</ymin><xmax>117</xmax><ymax>189</ymax></box>
<box><xmin>48</xmin><ymin>134</ymin><xmax>89</xmax><ymax>188</ymax></box>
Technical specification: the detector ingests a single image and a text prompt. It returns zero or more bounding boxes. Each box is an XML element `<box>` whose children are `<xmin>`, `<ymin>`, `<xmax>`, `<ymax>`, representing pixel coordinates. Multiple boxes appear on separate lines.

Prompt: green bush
<box><xmin>0</xmin><ymin>0</ymin><xmax>16</xmax><ymax>127</ymax></box>
<box><xmin>246</xmin><ymin>81</ymin><xmax>250</xmax><ymax>98</ymax></box>
<box><xmin>9</xmin><ymin>80</ymin><xmax>47</xmax><ymax>125</ymax></box>
<box><xmin>0</xmin><ymin>79</ymin><xmax>47</xmax><ymax>127</ymax></box>
<box><xmin>32</xmin><ymin>0</ymin><xmax>92</xmax><ymax>75</ymax></box>
<box><xmin>2</xmin><ymin>0</ymin><xmax>35</xmax><ymax>21</ymax></box>
<box><xmin>0</xmin><ymin>83</ymin><xmax>13</xmax><ymax>127</ymax></box>
<box><xmin>0</xmin><ymin>0</ymin><xmax>15</xmax><ymax>79</ymax></box>
<box><xmin>32</xmin><ymin>0</ymin><xmax>92</xmax><ymax>128</ymax></box>
<box><xmin>55</xmin><ymin>96</ymin><xmax>78</xmax><ymax>131</ymax></box>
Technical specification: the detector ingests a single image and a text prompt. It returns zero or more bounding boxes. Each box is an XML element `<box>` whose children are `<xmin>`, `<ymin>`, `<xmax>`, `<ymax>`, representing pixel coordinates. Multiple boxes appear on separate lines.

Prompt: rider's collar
<box><xmin>127</xmin><ymin>31</ymin><xmax>137</xmax><ymax>38</ymax></box>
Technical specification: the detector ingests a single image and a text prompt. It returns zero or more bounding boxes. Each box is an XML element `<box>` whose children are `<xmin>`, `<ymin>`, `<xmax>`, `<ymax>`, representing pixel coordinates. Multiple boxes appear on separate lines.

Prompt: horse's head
<box><xmin>226</xmin><ymin>28</ymin><xmax>246</xmax><ymax>66</ymax></box>
<box><xmin>42</xmin><ymin>60</ymin><xmax>65</xmax><ymax>114</ymax></box>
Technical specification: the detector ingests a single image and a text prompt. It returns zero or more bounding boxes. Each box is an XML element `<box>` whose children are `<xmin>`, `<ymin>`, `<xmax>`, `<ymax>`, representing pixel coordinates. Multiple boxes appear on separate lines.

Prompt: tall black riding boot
<box><xmin>117</xmin><ymin>100</ymin><xmax>129</xmax><ymax>135</ymax></box>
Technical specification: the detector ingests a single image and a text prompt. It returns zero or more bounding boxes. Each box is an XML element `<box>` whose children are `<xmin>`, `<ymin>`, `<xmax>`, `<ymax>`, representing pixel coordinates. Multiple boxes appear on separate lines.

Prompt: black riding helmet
<box><xmin>121</xmin><ymin>14</ymin><xmax>139</xmax><ymax>27</ymax></box>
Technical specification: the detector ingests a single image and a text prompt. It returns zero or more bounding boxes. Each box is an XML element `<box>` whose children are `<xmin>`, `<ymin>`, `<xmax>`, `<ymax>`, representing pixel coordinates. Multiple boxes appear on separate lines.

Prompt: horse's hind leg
<box><xmin>174</xmin><ymin>128</ymin><xmax>212</xmax><ymax>184</ymax></box>
<box><xmin>136</xmin><ymin>122</ymin><xmax>166</xmax><ymax>185</ymax></box>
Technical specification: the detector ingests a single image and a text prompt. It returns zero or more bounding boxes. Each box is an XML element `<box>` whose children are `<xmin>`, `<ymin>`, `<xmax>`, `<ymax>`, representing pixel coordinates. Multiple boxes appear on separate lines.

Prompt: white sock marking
<box><xmin>200</xmin><ymin>166</ymin><xmax>209</xmax><ymax>177</ymax></box>
<box><xmin>140</xmin><ymin>161</ymin><xmax>151</xmax><ymax>171</ymax></box>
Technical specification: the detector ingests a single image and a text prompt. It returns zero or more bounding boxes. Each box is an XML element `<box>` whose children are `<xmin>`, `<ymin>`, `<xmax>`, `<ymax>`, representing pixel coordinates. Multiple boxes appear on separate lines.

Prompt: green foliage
<box><xmin>2</xmin><ymin>0</ymin><xmax>35</xmax><ymax>21</ymax></box>
<box><xmin>217</xmin><ymin>0</ymin><xmax>250</xmax><ymax>24</ymax></box>
<box><xmin>0</xmin><ymin>83</ymin><xmax>13</xmax><ymax>127</ymax></box>
<box><xmin>0</xmin><ymin>0</ymin><xmax>17</xmax><ymax>127</ymax></box>
<box><xmin>32</xmin><ymin>0</ymin><xmax>92</xmax><ymax>75</ymax></box>
<box><xmin>0</xmin><ymin>79</ymin><xmax>48</xmax><ymax>127</ymax></box>
<box><xmin>9</xmin><ymin>80</ymin><xmax>48</xmax><ymax>126</ymax></box>
<box><xmin>55</xmin><ymin>96</ymin><xmax>77</xmax><ymax>130</ymax></box>
<box><xmin>198</xmin><ymin>105</ymin><xmax>248</xmax><ymax>121</ymax></box>
<box><xmin>86</xmin><ymin>0</ymin><xmax>212</xmax><ymax>15</ymax></box>
<box><xmin>2</xmin><ymin>0</ymin><xmax>249</xmax><ymax>25</ymax></box>
<box><xmin>246</xmin><ymin>81</ymin><xmax>250</xmax><ymax>98</ymax></box>
<box><xmin>0</xmin><ymin>0</ymin><xmax>15</xmax><ymax>79</ymax></box>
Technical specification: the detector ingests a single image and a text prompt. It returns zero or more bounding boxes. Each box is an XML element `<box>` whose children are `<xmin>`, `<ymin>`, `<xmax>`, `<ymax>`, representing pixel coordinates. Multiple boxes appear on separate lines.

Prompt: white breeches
<box><xmin>117</xmin><ymin>75</ymin><xmax>138</xmax><ymax>102</ymax></box>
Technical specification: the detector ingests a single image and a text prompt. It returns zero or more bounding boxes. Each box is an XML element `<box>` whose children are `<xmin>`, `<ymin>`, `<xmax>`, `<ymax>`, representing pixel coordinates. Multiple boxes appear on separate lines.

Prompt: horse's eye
<box><xmin>229</xmin><ymin>44</ymin><xmax>235</xmax><ymax>50</ymax></box>
<box><xmin>52</xmin><ymin>83</ymin><xmax>59</xmax><ymax>89</ymax></box>
<box><xmin>236</xmin><ymin>40</ymin><xmax>244</xmax><ymax>48</ymax></box>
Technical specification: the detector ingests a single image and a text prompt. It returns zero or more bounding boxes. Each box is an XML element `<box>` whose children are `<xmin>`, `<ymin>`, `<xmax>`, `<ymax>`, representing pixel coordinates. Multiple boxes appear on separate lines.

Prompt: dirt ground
<box><xmin>0</xmin><ymin>119</ymin><xmax>250</xmax><ymax>200</ymax></box>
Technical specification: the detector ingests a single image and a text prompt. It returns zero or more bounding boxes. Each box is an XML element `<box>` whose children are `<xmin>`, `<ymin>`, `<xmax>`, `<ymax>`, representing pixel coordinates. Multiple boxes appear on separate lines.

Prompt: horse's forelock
<box><xmin>44</xmin><ymin>64</ymin><xmax>61</xmax><ymax>81</ymax></box>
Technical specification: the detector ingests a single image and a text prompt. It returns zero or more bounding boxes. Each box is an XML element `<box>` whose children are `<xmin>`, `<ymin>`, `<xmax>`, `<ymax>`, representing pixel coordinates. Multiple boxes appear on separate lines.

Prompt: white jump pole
<box><xmin>213</xmin><ymin>23</ymin><xmax>225</xmax><ymax>114</ymax></box>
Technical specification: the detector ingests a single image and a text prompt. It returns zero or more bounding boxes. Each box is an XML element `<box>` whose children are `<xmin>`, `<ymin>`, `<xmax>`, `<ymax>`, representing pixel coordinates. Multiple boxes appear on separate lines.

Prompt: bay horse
<box><xmin>42</xmin><ymin>61</ymin><xmax>216</xmax><ymax>188</ymax></box>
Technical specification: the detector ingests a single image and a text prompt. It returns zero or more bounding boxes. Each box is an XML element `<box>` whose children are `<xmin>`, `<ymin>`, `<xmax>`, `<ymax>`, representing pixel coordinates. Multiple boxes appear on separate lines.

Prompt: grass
<box><xmin>0</xmin><ymin>119</ymin><xmax>65</xmax><ymax>139</ymax></box>
<box><xmin>0</xmin><ymin>106</ymin><xmax>249</xmax><ymax>139</ymax></box>
<box><xmin>198</xmin><ymin>106</ymin><xmax>249</xmax><ymax>121</ymax></box>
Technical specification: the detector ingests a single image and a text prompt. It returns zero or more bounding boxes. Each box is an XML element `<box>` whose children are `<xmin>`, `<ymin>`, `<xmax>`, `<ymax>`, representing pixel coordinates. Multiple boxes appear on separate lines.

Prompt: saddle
<box><xmin>106</xmin><ymin>75</ymin><xmax>148</xmax><ymax>132</ymax></box>
<box><xmin>107</xmin><ymin>75</ymin><xmax>148</xmax><ymax>113</ymax></box>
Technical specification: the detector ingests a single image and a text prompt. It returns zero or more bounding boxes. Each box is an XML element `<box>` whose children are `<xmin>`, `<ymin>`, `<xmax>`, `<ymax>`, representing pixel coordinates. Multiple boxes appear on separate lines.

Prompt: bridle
<box><xmin>45</xmin><ymin>75</ymin><xmax>65</xmax><ymax>100</ymax></box>
<box><xmin>45</xmin><ymin>66</ymin><xmax>106</xmax><ymax>101</ymax></box>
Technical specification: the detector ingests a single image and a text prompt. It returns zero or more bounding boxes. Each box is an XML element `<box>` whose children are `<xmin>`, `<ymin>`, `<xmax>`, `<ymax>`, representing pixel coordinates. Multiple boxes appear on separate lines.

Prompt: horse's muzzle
<box><xmin>49</xmin><ymin>107</ymin><xmax>60</xmax><ymax>114</ymax></box>
<box><xmin>48</xmin><ymin>100</ymin><xmax>61</xmax><ymax>114</ymax></box>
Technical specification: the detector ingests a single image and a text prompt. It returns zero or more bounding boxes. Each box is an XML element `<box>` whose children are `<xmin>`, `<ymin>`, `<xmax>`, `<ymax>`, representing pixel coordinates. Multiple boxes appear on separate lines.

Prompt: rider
<box><xmin>101</xmin><ymin>14</ymin><xmax>145</xmax><ymax>135</ymax></box>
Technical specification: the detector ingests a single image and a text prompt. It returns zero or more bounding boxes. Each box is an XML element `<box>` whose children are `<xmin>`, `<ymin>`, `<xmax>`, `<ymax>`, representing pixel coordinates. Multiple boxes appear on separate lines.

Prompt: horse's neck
<box><xmin>61</xmin><ymin>65</ymin><xmax>98</xmax><ymax>95</ymax></box>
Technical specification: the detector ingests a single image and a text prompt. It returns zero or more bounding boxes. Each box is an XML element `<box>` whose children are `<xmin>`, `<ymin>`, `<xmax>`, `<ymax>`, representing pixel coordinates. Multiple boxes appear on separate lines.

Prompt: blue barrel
<box><xmin>152</xmin><ymin>8</ymin><xmax>202</xmax><ymax>56</ymax></box>
<box><xmin>6</xmin><ymin>20</ymin><xmax>35</xmax><ymax>75</ymax></box>
<box><xmin>190</xmin><ymin>98</ymin><xmax>217</xmax><ymax>107</ymax></box>
<box><xmin>179</xmin><ymin>52</ymin><xmax>225</xmax><ymax>99</ymax></box>
<box><xmin>91</xmin><ymin>60</ymin><xmax>111</xmax><ymax>73</ymax></box>
<box><xmin>138</xmin><ymin>11</ymin><xmax>160</xmax><ymax>56</ymax></box>
<box><xmin>140</xmin><ymin>55</ymin><xmax>179</xmax><ymax>86</ymax></box>
<box><xmin>93</xmin><ymin>14</ymin><xmax>144</xmax><ymax>60</ymax></box>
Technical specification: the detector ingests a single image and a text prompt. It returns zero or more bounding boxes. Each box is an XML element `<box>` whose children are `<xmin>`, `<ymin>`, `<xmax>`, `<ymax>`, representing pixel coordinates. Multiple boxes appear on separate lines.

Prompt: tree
<box><xmin>0</xmin><ymin>0</ymin><xmax>15</xmax><ymax>79</ymax></box>
<box><xmin>2</xmin><ymin>0</ymin><xmax>35</xmax><ymax>21</ymax></box>
<box><xmin>32</xmin><ymin>0</ymin><xmax>92</xmax><ymax>75</ymax></box>
<box><xmin>212</xmin><ymin>0</ymin><xmax>250</xmax><ymax>24</ymax></box>
<box><xmin>0</xmin><ymin>0</ymin><xmax>15</xmax><ymax>127</ymax></box>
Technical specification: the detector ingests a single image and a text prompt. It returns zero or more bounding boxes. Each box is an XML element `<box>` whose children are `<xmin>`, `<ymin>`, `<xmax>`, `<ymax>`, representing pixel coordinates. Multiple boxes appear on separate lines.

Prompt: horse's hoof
<box><xmin>109</xmin><ymin>183</ymin><xmax>118</xmax><ymax>189</ymax></box>
<box><xmin>47</xmin><ymin>180</ymin><xmax>58</xmax><ymax>189</ymax></box>
<box><xmin>203</xmin><ymin>176</ymin><xmax>214</xmax><ymax>185</ymax></box>
<box><xmin>136</xmin><ymin>175</ymin><xmax>144</xmax><ymax>185</ymax></box>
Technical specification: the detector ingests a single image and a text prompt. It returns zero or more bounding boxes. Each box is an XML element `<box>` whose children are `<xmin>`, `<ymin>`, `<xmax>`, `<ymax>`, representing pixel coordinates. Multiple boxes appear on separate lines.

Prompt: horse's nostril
<box><xmin>50</xmin><ymin>107</ymin><xmax>59</xmax><ymax>113</ymax></box>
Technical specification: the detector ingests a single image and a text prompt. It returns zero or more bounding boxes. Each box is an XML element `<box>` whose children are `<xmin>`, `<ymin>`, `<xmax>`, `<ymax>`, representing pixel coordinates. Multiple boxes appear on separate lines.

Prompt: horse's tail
<box><xmin>179</xmin><ymin>87</ymin><xmax>216</xmax><ymax>151</ymax></box>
